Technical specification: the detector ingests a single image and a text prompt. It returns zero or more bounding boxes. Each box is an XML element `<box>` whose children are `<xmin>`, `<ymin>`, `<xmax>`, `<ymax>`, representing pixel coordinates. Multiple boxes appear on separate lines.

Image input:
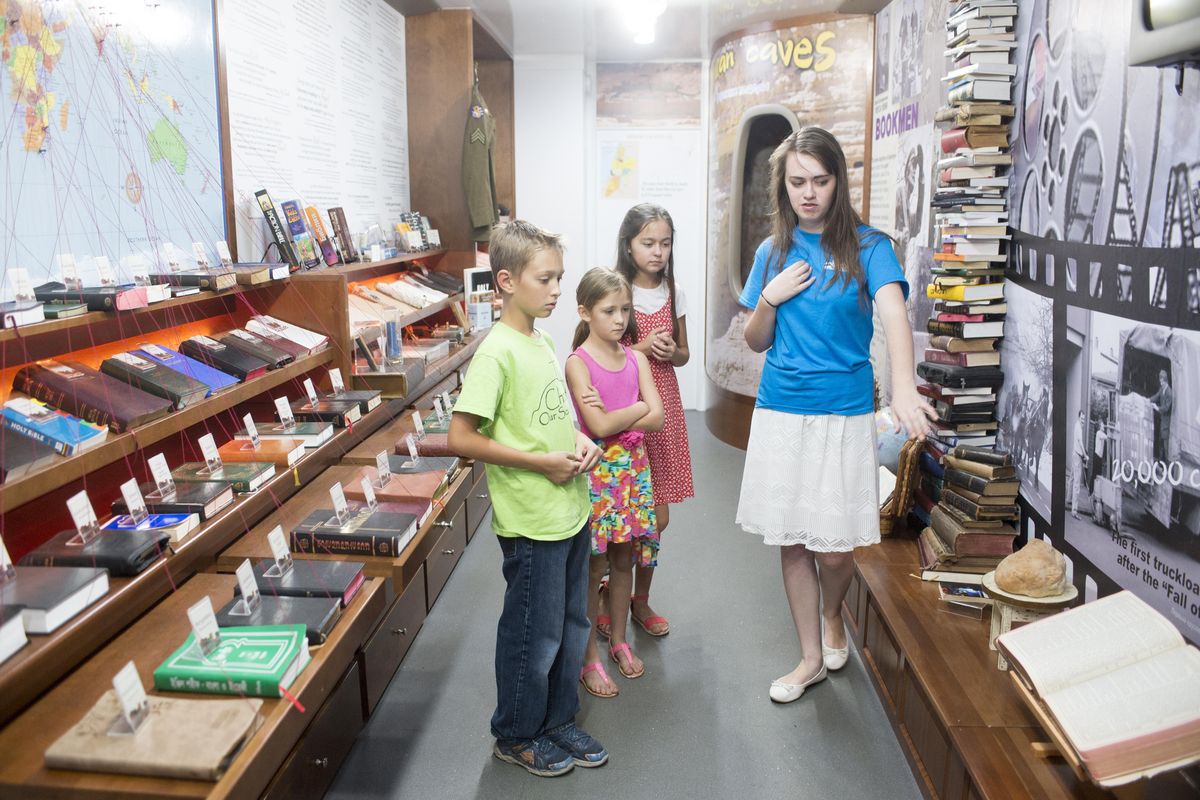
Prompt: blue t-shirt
<box><xmin>738</xmin><ymin>225</ymin><xmax>908</xmax><ymax>416</ymax></box>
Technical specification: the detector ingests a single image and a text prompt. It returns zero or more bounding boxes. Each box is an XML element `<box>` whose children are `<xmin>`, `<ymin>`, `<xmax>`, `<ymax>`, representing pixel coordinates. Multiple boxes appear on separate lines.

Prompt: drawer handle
<box><xmin>433</xmin><ymin>521</ymin><xmax>452</xmax><ymax>529</ymax></box>
<box><xmin>442</xmin><ymin>548</ymin><xmax>456</xmax><ymax>556</ymax></box>
<box><xmin>312</xmin><ymin>757</ymin><xmax>329</xmax><ymax>768</ymax></box>
<box><xmin>392</xmin><ymin>627</ymin><xmax>408</xmax><ymax>636</ymax></box>
<box><xmin>474</xmin><ymin>493</ymin><xmax>489</xmax><ymax>499</ymax></box>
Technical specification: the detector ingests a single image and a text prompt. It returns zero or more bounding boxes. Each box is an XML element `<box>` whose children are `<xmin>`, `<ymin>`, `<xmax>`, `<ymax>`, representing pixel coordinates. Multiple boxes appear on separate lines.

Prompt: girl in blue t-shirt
<box><xmin>735</xmin><ymin>127</ymin><xmax>935</xmax><ymax>704</ymax></box>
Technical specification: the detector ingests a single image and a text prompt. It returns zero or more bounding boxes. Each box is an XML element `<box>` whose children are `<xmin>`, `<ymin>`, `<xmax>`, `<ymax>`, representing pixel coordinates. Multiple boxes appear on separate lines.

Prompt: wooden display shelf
<box><xmin>339</xmin><ymin>413</ymin><xmax>420</xmax><ymax>466</ymax></box>
<box><xmin>0</xmin><ymin>281</ymin><xmax>284</xmax><ymax>348</ymax></box>
<box><xmin>844</xmin><ymin>533</ymin><xmax>1197</xmax><ymax>799</ymax></box>
<box><xmin>215</xmin><ymin>467</ymin><xmax>474</xmax><ymax>597</ymax></box>
<box><xmin>352</xmin><ymin>333</ymin><xmax>482</xmax><ymax>399</ymax></box>
<box><xmin>326</xmin><ymin>250</ymin><xmax>447</xmax><ymax>282</ymax></box>
<box><xmin>0</xmin><ymin>572</ymin><xmax>386</xmax><ymax>800</ymax></box>
<box><xmin>0</xmin><ymin>395</ymin><xmax>402</xmax><ymax>726</ymax></box>
<box><xmin>0</xmin><ymin>350</ymin><xmax>335</xmax><ymax>514</ymax></box>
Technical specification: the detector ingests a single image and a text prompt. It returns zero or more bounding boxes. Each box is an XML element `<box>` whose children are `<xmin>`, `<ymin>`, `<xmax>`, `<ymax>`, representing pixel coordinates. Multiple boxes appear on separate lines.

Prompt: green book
<box><xmin>172</xmin><ymin>461</ymin><xmax>275</xmax><ymax>493</ymax></box>
<box><xmin>153</xmin><ymin>624</ymin><xmax>310</xmax><ymax>698</ymax></box>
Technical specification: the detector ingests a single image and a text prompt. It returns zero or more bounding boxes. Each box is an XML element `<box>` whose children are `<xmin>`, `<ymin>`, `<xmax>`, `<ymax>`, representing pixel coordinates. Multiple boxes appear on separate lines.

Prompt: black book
<box><xmin>100</xmin><ymin>352</ymin><xmax>210</xmax><ymax>411</ymax></box>
<box><xmin>255</xmin><ymin>190</ymin><xmax>301</xmax><ymax>269</ymax></box>
<box><xmin>111</xmin><ymin>479</ymin><xmax>234</xmax><ymax>521</ymax></box>
<box><xmin>391</xmin><ymin>454</ymin><xmax>461</xmax><ymax>481</ymax></box>
<box><xmin>933</xmin><ymin>400</ymin><xmax>996</xmax><ymax>423</ymax></box>
<box><xmin>19</xmin><ymin>529</ymin><xmax>170</xmax><ymax>577</ymax></box>
<box><xmin>917</xmin><ymin>361</ymin><xmax>1005</xmax><ymax>390</ymax></box>
<box><xmin>180</xmin><ymin>336</ymin><xmax>271</xmax><ymax>382</ymax></box>
<box><xmin>0</xmin><ymin>566</ymin><xmax>109</xmax><ymax>634</ymax></box>
<box><xmin>217</xmin><ymin>330</ymin><xmax>294</xmax><ymax>369</ymax></box>
<box><xmin>215</xmin><ymin>594</ymin><xmax>341</xmax><ymax>645</ymax></box>
<box><xmin>291</xmin><ymin>508</ymin><xmax>418</xmax><ymax>558</ymax></box>
<box><xmin>32</xmin><ymin>281</ymin><xmax>146</xmax><ymax>312</ymax></box>
<box><xmin>952</xmin><ymin>445</ymin><xmax>1013</xmax><ymax>467</ymax></box>
<box><xmin>421</xmin><ymin>271</ymin><xmax>464</xmax><ymax>294</ymax></box>
<box><xmin>327</xmin><ymin>207</ymin><xmax>358</xmax><ymax>263</ymax></box>
<box><xmin>291</xmin><ymin>397</ymin><xmax>361</xmax><ymax>428</ymax></box>
<box><xmin>236</xmin><ymin>559</ymin><xmax>366</xmax><ymax>608</ymax></box>
<box><xmin>319</xmin><ymin>389</ymin><xmax>382</xmax><ymax>416</ymax></box>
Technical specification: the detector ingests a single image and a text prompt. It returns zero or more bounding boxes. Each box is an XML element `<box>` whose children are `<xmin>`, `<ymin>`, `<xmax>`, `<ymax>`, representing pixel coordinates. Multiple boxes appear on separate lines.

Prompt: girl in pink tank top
<box><xmin>565</xmin><ymin>268</ymin><xmax>663</xmax><ymax>698</ymax></box>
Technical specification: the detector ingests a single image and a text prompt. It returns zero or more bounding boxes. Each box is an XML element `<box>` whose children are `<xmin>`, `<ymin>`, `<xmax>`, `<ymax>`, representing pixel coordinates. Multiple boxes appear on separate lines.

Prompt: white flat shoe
<box><xmin>769</xmin><ymin>664</ymin><xmax>827</xmax><ymax>703</ymax></box>
<box><xmin>822</xmin><ymin>621</ymin><xmax>850</xmax><ymax>672</ymax></box>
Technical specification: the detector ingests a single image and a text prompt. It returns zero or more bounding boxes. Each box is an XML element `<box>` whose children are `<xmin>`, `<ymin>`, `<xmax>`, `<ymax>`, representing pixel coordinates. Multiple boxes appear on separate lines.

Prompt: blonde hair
<box><xmin>489</xmin><ymin>220</ymin><xmax>565</xmax><ymax>290</ymax></box>
<box><xmin>572</xmin><ymin>267</ymin><xmax>633</xmax><ymax>350</ymax></box>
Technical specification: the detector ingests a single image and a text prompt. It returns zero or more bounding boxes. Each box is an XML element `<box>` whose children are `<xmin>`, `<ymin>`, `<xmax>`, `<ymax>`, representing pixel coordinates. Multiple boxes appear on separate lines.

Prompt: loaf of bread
<box><xmin>995</xmin><ymin>538</ymin><xmax>1067</xmax><ymax>597</ymax></box>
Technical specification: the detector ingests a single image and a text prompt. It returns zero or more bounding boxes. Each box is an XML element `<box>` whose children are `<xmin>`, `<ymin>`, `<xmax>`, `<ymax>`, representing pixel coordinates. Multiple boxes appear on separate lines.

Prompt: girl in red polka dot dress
<box><xmin>598</xmin><ymin>203</ymin><xmax>694</xmax><ymax>638</ymax></box>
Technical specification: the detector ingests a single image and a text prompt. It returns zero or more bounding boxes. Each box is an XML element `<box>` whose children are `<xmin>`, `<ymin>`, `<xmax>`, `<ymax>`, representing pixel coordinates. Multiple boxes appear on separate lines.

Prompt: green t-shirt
<box><xmin>453</xmin><ymin>323</ymin><xmax>589</xmax><ymax>540</ymax></box>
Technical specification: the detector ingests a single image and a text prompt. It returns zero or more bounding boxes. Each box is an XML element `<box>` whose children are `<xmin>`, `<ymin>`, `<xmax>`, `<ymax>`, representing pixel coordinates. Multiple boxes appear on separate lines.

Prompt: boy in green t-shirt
<box><xmin>449</xmin><ymin>220</ymin><xmax>606</xmax><ymax>777</ymax></box>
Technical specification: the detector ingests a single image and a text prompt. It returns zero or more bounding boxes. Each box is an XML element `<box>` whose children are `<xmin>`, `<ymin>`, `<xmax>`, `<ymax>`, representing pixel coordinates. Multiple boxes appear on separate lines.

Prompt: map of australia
<box><xmin>1</xmin><ymin>1</ymin><xmax>224</xmax><ymax>285</ymax></box>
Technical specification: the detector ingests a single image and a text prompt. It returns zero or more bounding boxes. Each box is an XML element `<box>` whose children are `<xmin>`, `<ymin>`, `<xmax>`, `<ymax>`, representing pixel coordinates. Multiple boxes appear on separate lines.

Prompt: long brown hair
<box><xmin>572</xmin><ymin>267</ymin><xmax>634</xmax><ymax>350</ymax></box>
<box><xmin>614</xmin><ymin>203</ymin><xmax>679</xmax><ymax>342</ymax></box>
<box><xmin>765</xmin><ymin>127</ymin><xmax>891</xmax><ymax>306</ymax></box>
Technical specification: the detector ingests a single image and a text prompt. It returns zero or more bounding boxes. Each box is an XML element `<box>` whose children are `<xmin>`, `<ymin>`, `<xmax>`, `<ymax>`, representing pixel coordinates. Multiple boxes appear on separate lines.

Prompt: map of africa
<box><xmin>1</xmin><ymin>1</ymin><xmax>225</xmax><ymax>285</ymax></box>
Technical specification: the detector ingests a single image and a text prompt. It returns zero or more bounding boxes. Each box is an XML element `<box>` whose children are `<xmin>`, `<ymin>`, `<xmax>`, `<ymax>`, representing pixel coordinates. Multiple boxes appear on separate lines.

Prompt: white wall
<box><xmin>513</xmin><ymin>54</ymin><xmax>590</xmax><ymax>365</ymax></box>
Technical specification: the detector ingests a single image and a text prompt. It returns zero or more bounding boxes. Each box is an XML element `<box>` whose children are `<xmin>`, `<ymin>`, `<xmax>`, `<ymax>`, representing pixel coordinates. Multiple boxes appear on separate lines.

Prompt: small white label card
<box><xmin>233</xmin><ymin>558</ymin><xmax>261</xmax><ymax>614</ymax></box>
<box><xmin>274</xmin><ymin>396</ymin><xmax>296</xmax><ymax>429</ymax></box>
<box><xmin>215</xmin><ymin>240</ymin><xmax>234</xmax><ymax>266</ymax></box>
<box><xmin>303</xmin><ymin>378</ymin><xmax>319</xmax><ymax>408</ymax></box>
<box><xmin>265</xmin><ymin>525</ymin><xmax>293</xmax><ymax>577</ymax></box>
<box><xmin>111</xmin><ymin>661</ymin><xmax>150</xmax><ymax>735</ymax></box>
<box><xmin>433</xmin><ymin>396</ymin><xmax>447</xmax><ymax>424</ymax></box>
<box><xmin>140</xmin><ymin>344</ymin><xmax>172</xmax><ymax>361</ymax></box>
<box><xmin>440</xmin><ymin>391</ymin><xmax>454</xmax><ymax>412</ymax></box>
<box><xmin>112</xmin><ymin>352</ymin><xmax>154</xmax><ymax>371</ymax></box>
<box><xmin>428</xmin><ymin>229</ymin><xmax>442</xmax><ymax>248</ymax></box>
<box><xmin>375</xmin><ymin>450</ymin><xmax>391</xmax><ymax>488</ymax></box>
<box><xmin>191</xmin><ymin>334</ymin><xmax>224</xmax><ymax>350</ymax></box>
<box><xmin>329</xmin><ymin>368</ymin><xmax>345</xmax><ymax>395</ymax></box>
<box><xmin>369</xmin><ymin>243</ymin><xmax>383</xmax><ymax>262</ymax></box>
<box><xmin>187</xmin><ymin>596</ymin><xmax>221</xmax><ymax>658</ymax></box>
<box><xmin>162</xmin><ymin>242</ymin><xmax>182</xmax><ymax>272</ymax></box>
<box><xmin>198</xmin><ymin>433</ymin><xmax>222</xmax><ymax>474</ymax></box>
<box><xmin>191</xmin><ymin>242</ymin><xmax>210</xmax><ymax>269</ymax></box>
<box><xmin>329</xmin><ymin>482</ymin><xmax>350</xmax><ymax>526</ymax></box>
<box><xmin>9</xmin><ymin>267</ymin><xmax>35</xmax><ymax>302</ymax></box>
<box><xmin>66</xmin><ymin>489</ymin><xmax>100</xmax><ymax>545</ymax></box>
<box><xmin>359</xmin><ymin>476</ymin><xmax>378</xmax><ymax>512</ymax></box>
<box><xmin>93</xmin><ymin>255</ymin><xmax>117</xmax><ymax>287</ymax></box>
<box><xmin>242</xmin><ymin>412</ymin><xmax>261</xmax><ymax>449</ymax></box>
<box><xmin>404</xmin><ymin>434</ymin><xmax>420</xmax><ymax>463</ymax></box>
<box><xmin>58</xmin><ymin>253</ymin><xmax>81</xmax><ymax>289</ymax></box>
<box><xmin>120</xmin><ymin>478</ymin><xmax>149</xmax><ymax>526</ymax></box>
<box><xmin>148</xmin><ymin>453</ymin><xmax>176</xmax><ymax>497</ymax></box>
<box><xmin>123</xmin><ymin>253</ymin><xmax>151</xmax><ymax>286</ymax></box>
<box><xmin>411</xmin><ymin>410</ymin><xmax>425</xmax><ymax>438</ymax></box>
<box><xmin>0</xmin><ymin>535</ymin><xmax>14</xmax><ymax>582</ymax></box>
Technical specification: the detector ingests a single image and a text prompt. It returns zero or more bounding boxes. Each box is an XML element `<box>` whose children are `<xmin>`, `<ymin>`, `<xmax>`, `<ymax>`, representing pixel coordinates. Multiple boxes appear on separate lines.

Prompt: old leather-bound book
<box><xmin>19</xmin><ymin>529</ymin><xmax>169</xmax><ymax>577</ymax></box>
<box><xmin>44</xmin><ymin>690</ymin><xmax>262</xmax><ymax>781</ymax></box>
<box><xmin>13</xmin><ymin>360</ymin><xmax>172</xmax><ymax>432</ymax></box>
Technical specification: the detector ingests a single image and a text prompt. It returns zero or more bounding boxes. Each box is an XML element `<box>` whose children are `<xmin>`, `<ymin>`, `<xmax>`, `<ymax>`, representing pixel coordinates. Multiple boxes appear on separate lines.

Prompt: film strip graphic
<box><xmin>1008</xmin><ymin>232</ymin><xmax>1200</xmax><ymax>331</ymax></box>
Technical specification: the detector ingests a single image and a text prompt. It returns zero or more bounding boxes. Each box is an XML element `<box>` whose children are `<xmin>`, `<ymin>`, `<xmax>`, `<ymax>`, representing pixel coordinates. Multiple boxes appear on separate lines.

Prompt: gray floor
<box><xmin>327</xmin><ymin>412</ymin><xmax>922</xmax><ymax>800</ymax></box>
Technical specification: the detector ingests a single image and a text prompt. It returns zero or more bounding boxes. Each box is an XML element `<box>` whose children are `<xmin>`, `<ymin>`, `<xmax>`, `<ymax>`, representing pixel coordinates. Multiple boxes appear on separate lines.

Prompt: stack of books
<box><xmin>920</xmin><ymin>0</ymin><xmax>1015</xmax><ymax>454</ymax></box>
<box><xmin>918</xmin><ymin>445</ymin><xmax>1019</xmax><ymax>583</ymax></box>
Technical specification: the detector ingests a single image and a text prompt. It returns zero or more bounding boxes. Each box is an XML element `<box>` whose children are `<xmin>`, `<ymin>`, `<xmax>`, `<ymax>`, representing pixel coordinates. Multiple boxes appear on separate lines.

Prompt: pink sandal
<box><xmin>579</xmin><ymin>661</ymin><xmax>618</xmax><ymax>697</ymax></box>
<box><xmin>630</xmin><ymin>594</ymin><xmax>670</xmax><ymax>637</ymax></box>
<box><xmin>608</xmin><ymin>642</ymin><xmax>644</xmax><ymax>679</ymax></box>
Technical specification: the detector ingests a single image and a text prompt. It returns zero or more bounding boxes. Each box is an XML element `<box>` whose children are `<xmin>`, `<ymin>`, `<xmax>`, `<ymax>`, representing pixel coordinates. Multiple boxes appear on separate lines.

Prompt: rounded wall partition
<box><xmin>704</xmin><ymin>14</ymin><xmax>876</xmax><ymax>448</ymax></box>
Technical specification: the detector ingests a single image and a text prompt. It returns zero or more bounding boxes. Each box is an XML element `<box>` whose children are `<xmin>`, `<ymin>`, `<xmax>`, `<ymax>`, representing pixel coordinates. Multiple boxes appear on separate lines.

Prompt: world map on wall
<box><xmin>1</xmin><ymin>1</ymin><xmax>225</xmax><ymax>285</ymax></box>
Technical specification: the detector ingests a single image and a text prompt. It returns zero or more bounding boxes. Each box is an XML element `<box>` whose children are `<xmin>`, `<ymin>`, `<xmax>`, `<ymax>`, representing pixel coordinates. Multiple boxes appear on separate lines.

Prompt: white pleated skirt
<box><xmin>736</xmin><ymin>408</ymin><xmax>881</xmax><ymax>551</ymax></box>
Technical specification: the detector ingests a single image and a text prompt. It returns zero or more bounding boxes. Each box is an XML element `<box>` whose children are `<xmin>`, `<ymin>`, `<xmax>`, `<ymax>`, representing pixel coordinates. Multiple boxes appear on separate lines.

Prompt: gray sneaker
<box><xmin>545</xmin><ymin>723</ymin><xmax>609</xmax><ymax>767</ymax></box>
<box><xmin>493</xmin><ymin>736</ymin><xmax>575</xmax><ymax>777</ymax></box>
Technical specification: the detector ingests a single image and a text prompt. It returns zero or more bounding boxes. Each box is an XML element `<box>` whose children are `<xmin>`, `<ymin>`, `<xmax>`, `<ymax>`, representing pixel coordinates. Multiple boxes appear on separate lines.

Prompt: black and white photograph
<box><xmin>1062</xmin><ymin>307</ymin><xmax>1200</xmax><ymax>640</ymax></box>
<box><xmin>996</xmin><ymin>282</ymin><xmax>1054</xmax><ymax>521</ymax></box>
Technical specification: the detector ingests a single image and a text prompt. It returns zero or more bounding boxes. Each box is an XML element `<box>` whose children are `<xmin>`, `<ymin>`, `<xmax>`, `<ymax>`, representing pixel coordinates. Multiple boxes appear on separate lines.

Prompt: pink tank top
<box><xmin>570</xmin><ymin>345</ymin><xmax>642</xmax><ymax>443</ymax></box>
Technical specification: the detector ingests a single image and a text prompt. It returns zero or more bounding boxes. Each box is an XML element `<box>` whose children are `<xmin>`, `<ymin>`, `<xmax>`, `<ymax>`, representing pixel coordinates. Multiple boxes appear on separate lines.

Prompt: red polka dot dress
<box><xmin>625</xmin><ymin>285</ymin><xmax>694</xmax><ymax>506</ymax></box>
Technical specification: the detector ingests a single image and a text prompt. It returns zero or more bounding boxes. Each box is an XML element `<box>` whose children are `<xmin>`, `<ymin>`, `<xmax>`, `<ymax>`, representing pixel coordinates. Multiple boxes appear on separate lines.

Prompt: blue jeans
<box><xmin>491</xmin><ymin>524</ymin><xmax>591</xmax><ymax>740</ymax></box>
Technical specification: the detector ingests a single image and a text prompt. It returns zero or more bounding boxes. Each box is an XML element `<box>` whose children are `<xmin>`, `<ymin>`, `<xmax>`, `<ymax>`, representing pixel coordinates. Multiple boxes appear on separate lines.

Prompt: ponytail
<box><xmin>572</xmin><ymin>320</ymin><xmax>590</xmax><ymax>351</ymax></box>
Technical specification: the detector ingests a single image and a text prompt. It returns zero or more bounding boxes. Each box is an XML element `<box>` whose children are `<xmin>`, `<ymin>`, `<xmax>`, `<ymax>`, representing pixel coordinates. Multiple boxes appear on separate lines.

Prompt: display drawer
<box><xmin>262</xmin><ymin>661</ymin><xmax>364</xmax><ymax>800</ymax></box>
<box><xmin>424</xmin><ymin>505</ymin><xmax>467</xmax><ymax>610</ymax></box>
<box><xmin>360</xmin><ymin>562</ymin><xmax>428</xmax><ymax>715</ymax></box>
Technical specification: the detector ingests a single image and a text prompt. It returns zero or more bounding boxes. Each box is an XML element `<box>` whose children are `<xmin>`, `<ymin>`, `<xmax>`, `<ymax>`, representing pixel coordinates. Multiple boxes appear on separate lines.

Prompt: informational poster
<box><xmin>223</xmin><ymin>0</ymin><xmax>410</xmax><ymax>262</ymax></box>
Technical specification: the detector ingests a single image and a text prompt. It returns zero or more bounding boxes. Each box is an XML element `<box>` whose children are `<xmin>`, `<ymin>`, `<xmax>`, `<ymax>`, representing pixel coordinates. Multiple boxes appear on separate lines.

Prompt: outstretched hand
<box><xmin>891</xmin><ymin>386</ymin><xmax>938</xmax><ymax>441</ymax></box>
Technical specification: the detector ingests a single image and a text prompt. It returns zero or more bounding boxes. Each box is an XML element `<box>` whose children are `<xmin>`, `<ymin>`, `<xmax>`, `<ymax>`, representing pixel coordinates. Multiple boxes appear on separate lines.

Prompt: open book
<box><xmin>996</xmin><ymin>591</ymin><xmax>1200</xmax><ymax>786</ymax></box>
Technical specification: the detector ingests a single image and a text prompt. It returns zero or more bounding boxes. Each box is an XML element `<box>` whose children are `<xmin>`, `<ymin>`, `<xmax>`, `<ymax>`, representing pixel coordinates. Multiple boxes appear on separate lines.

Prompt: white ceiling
<box><xmin>426</xmin><ymin>0</ymin><xmax>887</xmax><ymax>61</ymax></box>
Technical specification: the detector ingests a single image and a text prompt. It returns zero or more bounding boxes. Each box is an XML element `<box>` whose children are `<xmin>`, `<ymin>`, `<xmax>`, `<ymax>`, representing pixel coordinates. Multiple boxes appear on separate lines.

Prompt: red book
<box><xmin>923</xmin><ymin>349</ymin><xmax>1002</xmax><ymax>368</ymax></box>
<box><xmin>937</xmin><ymin>312</ymin><xmax>985</xmax><ymax>322</ymax></box>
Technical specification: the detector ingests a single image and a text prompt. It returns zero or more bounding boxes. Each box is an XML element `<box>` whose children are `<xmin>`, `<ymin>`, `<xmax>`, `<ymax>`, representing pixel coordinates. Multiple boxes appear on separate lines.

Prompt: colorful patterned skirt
<box><xmin>588</xmin><ymin>438</ymin><xmax>659</xmax><ymax>567</ymax></box>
